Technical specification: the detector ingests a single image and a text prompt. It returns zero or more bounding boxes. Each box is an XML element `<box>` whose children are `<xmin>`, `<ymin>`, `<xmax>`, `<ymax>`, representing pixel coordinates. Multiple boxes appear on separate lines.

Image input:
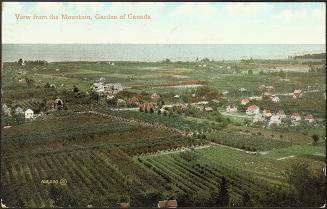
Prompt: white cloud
<box><xmin>274</xmin><ymin>8</ymin><xmax>325</xmax><ymax>22</ymax></box>
<box><xmin>225</xmin><ymin>3</ymin><xmax>273</xmax><ymax>16</ymax></box>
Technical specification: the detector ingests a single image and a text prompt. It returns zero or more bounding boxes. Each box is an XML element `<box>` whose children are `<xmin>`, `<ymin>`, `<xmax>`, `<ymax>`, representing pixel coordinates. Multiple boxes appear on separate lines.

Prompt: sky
<box><xmin>2</xmin><ymin>2</ymin><xmax>326</xmax><ymax>44</ymax></box>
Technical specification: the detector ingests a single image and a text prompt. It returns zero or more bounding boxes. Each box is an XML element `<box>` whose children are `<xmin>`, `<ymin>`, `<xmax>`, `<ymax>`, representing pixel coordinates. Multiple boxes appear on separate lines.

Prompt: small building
<box><xmin>253</xmin><ymin>113</ymin><xmax>265</xmax><ymax>123</ymax></box>
<box><xmin>127</xmin><ymin>96</ymin><xmax>139</xmax><ymax>106</ymax></box>
<box><xmin>46</xmin><ymin>100</ymin><xmax>56</xmax><ymax>111</ymax></box>
<box><xmin>158</xmin><ymin>200</ymin><xmax>177</xmax><ymax>208</ymax></box>
<box><xmin>139</xmin><ymin>102</ymin><xmax>156</xmax><ymax>112</ymax></box>
<box><xmin>277</xmin><ymin>110</ymin><xmax>286</xmax><ymax>119</ymax></box>
<box><xmin>304</xmin><ymin>114</ymin><xmax>315</xmax><ymax>123</ymax></box>
<box><xmin>55</xmin><ymin>98</ymin><xmax>64</xmax><ymax>110</ymax></box>
<box><xmin>226</xmin><ymin>105</ymin><xmax>237</xmax><ymax>113</ymax></box>
<box><xmin>15</xmin><ymin>107</ymin><xmax>24</xmax><ymax>115</ymax></box>
<box><xmin>272</xmin><ymin>96</ymin><xmax>280</xmax><ymax>103</ymax></box>
<box><xmin>246</xmin><ymin>105</ymin><xmax>260</xmax><ymax>115</ymax></box>
<box><xmin>151</xmin><ymin>93</ymin><xmax>161</xmax><ymax>100</ymax></box>
<box><xmin>2</xmin><ymin>104</ymin><xmax>11</xmax><ymax>117</ymax></box>
<box><xmin>174</xmin><ymin>95</ymin><xmax>180</xmax><ymax>99</ymax></box>
<box><xmin>204</xmin><ymin>107</ymin><xmax>213</xmax><ymax>112</ymax></box>
<box><xmin>262</xmin><ymin>92</ymin><xmax>273</xmax><ymax>100</ymax></box>
<box><xmin>117</xmin><ymin>99</ymin><xmax>127</xmax><ymax>107</ymax></box>
<box><xmin>269</xmin><ymin>115</ymin><xmax>281</xmax><ymax>126</ymax></box>
<box><xmin>293</xmin><ymin>89</ymin><xmax>303</xmax><ymax>99</ymax></box>
<box><xmin>263</xmin><ymin>109</ymin><xmax>272</xmax><ymax>119</ymax></box>
<box><xmin>291</xmin><ymin>112</ymin><xmax>301</xmax><ymax>122</ymax></box>
<box><xmin>241</xmin><ymin>98</ymin><xmax>250</xmax><ymax>105</ymax></box>
<box><xmin>211</xmin><ymin>99</ymin><xmax>220</xmax><ymax>104</ymax></box>
<box><xmin>239</xmin><ymin>87</ymin><xmax>247</xmax><ymax>92</ymax></box>
<box><xmin>25</xmin><ymin>109</ymin><xmax>34</xmax><ymax>119</ymax></box>
<box><xmin>265</xmin><ymin>86</ymin><xmax>275</xmax><ymax>93</ymax></box>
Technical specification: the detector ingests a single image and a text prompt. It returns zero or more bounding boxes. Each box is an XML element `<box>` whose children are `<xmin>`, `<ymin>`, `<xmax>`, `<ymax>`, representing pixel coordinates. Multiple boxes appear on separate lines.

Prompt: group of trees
<box><xmin>17</xmin><ymin>58</ymin><xmax>48</xmax><ymax>66</ymax></box>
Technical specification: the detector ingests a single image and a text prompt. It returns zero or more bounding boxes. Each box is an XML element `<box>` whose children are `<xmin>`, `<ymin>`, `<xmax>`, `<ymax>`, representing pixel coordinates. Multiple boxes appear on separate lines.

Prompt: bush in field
<box><xmin>180</xmin><ymin>151</ymin><xmax>199</xmax><ymax>162</ymax></box>
<box><xmin>312</xmin><ymin>134</ymin><xmax>319</xmax><ymax>145</ymax></box>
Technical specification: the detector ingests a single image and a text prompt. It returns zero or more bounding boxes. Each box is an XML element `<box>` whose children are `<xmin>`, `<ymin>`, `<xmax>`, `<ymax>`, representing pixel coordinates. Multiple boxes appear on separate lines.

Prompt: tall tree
<box><xmin>217</xmin><ymin>177</ymin><xmax>230</xmax><ymax>207</ymax></box>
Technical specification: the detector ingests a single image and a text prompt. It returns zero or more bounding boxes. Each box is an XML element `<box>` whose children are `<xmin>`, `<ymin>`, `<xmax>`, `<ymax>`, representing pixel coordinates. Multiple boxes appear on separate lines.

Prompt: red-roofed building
<box><xmin>241</xmin><ymin>98</ymin><xmax>250</xmax><ymax>105</ymax></box>
<box><xmin>246</xmin><ymin>105</ymin><xmax>260</xmax><ymax>115</ymax></box>
<box><xmin>291</xmin><ymin>112</ymin><xmax>301</xmax><ymax>122</ymax></box>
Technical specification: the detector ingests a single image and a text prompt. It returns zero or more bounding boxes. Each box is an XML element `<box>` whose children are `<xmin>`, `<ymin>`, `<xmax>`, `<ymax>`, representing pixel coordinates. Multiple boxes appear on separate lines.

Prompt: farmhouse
<box><xmin>2</xmin><ymin>104</ymin><xmax>11</xmax><ymax>117</ymax></box>
<box><xmin>277</xmin><ymin>110</ymin><xmax>286</xmax><ymax>119</ymax></box>
<box><xmin>291</xmin><ymin>112</ymin><xmax>301</xmax><ymax>122</ymax></box>
<box><xmin>262</xmin><ymin>92</ymin><xmax>273</xmax><ymax>100</ymax></box>
<box><xmin>269</xmin><ymin>115</ymin><xmax>281</xmax><ymax>126</ymax></box>
<box><xmin>226</xmin><ymin>105</ymin><xmax>237</xmax><ymax>113</ymax></box>
<box><xmin>304</xmin><ymin>114</ymin><xmax>315</xmax><ymax>123</ymax></box>
<box><xmin>127</xmin><ymin>96</ymin><xmax>139</xmax><ymax>106</ymax></box>
<box><xmin>151</xmin><ymin>93</ymin><xmax>160</xmax><ymax>100</ymax></box>
<box><xmin>246</xmin><ymin>105</ymin><xmax>260</xmax><ymax>115</ymax></box>
<box><xmin>46</xmin><ymin>100</ymin><xmax>56</xmax><ymax>111</ymax></box>
<box><xmin>241</xmin><ymin>98</ymin><xmax>250</xmax><ymax>105</ymax></box>
<box><xmin>271</xmin><ymin>96</ymin><xmax>280</xmax><ymax>103</ymax></box>
<box><xmin>293</xmin><ymin>89</ymin><xmax>303</xmax><ymax>99</ymax></box>
<box><xmin>117</xmin><ymin>99</ymin><xmax>127</xmax><ymax>107</ymax></box>
<box><xmin>92</xmin><ymin>81</ymin><xmax>123</xmax><ymax>96</ymax></box>
<box><xmin>25</xmin><ymin>109</ymin><xmax>34</xmax><ymax>119</ymax></box>
<box><xmin>253</xmin><ymin>113</ymin><xmax>265</xmax><ymax>123</ymax></box>
<box><xmin>139</xmin><ymin>102</ymin><xmax>156</xmax><ymax>112</ymax></box>
<box><xmin>263</xmin><ymin>109</ymin><xmax>272</xmax><ymax>119</ymax></box>
<box><xmin>265</xmin><ymin>86</ymin><xmax>275</xmax><ymax>93</ymax></box>
<box><xmin>174</xmin><ymin>95</ymin><xmax>180</xmax><ymax>99</ymax></box>
<box><xmin>55</xmin><ymin>98</ymin><xmax>64</xmax><ymax>110</ymax></box>
<box><xmin>14</xmin><ymin>107</ymin><xmax>24</xmax><ymax>115</ymax></box>
<box><xmin>158</xmin><ymin>200</ymin><xmax>177</xmax><ymax>208</ymax></box>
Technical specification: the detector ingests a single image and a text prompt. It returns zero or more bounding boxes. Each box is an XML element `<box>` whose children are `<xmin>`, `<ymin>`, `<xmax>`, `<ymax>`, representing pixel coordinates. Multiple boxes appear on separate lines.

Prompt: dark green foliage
<box><xmin>312</xmin><ymin>134</ymin><xmax>319</xmax><ymax>145</ymax></box>
<box><xmin>284</xmin><ymin>162</ymin><xmax>326</xmax><ymax>207</ymax></box>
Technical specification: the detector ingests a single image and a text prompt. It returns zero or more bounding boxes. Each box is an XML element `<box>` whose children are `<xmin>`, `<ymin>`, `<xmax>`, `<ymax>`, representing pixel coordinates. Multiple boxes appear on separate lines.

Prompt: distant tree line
<box><xmin>17</xmin><ymin>58</ymin><xmax>48</xmax><ymax>66</ymax></box>
<box><xmin>293</xmin><ymin>53</ymin><xmax>326</xmax><ymax>60</ymax></box>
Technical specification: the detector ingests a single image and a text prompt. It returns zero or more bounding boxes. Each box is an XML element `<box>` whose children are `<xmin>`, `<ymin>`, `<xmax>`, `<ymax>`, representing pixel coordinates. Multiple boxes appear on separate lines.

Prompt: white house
<box><xmin>15</xmin><ymin>107</ymin><xmax>24</xmax><ymax>115</ymax></box>
<box><xmin>253</xmin><ymin>113</ymin><xmax>265</xmax><ymax>123</ymax></box>
<box><xmin>304</xmin><ymin>114</ymin><xmax>315</xmax><ymax>123</ymax></box>
<box><xmin>246</xmin><ymin>105</ymin><xmax>260</xmax><ymax>115</ymax></box>
<box><xmin>269</xmin><ymin>115</ymin><xmax>281</xmax><ymax>126</ymax></box>
<box><xmin>277</xmin><ymin>110</ymin><xmax>286</xmax><ymax>119</ymax></box>
<box><xmin>226</xmin><ymin>105</ymin><xmax>237</xmax><ymax>113</ymax></box>
<box><xmin>174</xmin><ymin>95</ymin><xmax>180</xmax><ymax>99</ymax></box>
<box><xmin>291</xmin><ymin>112</ymin><xmax>301</xmax><ymax>122</ymax></box>
<box><xmin>2</xmin><ymin>104</ymin><xmax>11</xmax><ymax>117</ymax></box>
<box><xmin>272</xmin><ymin>96</ymin><xmax>280</xmax><ymax>103</ymax></box>
<box><xmin>25</xmin><ymin>109</ymin><xmax>34</xmax><ymax>119</ymax></box>
<box><xmin>151</xmin><ymin>93</ymin><xmax>160</xmax><ymax>100</ymax></box>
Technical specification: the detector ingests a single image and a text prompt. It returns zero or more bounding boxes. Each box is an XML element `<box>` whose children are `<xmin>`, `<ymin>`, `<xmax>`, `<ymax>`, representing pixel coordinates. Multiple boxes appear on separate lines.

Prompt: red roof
<box><xmin>292</xmin><ymin>112</ymin><xmax>300</xmax><ymax>117</ymax></box>
<box><xmin>247</xmin><ymin>105</ymin><xmax>259</xmax><ymax>110</ymax></box>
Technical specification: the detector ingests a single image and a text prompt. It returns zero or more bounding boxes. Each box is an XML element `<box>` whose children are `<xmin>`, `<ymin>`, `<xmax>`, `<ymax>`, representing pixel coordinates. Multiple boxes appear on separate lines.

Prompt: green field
<box><xmin>1</xmin><ymin>59</ymin><xmax>325</xmax><ymax>207</ymax></box>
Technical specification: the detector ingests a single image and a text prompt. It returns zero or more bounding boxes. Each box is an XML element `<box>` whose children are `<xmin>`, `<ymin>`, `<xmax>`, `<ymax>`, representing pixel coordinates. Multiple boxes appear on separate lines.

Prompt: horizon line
<box><xmin>2</xmin><ymin>43</ymin><xmax>326</xmax><ymax>45</ymax></box>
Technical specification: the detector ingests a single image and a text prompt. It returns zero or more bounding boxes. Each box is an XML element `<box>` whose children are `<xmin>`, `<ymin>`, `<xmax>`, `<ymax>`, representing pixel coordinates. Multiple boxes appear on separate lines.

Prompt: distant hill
<box><xmin>293</xmin><ymin>53</ymin><xmax>326</xmax><ymax>60</ymax></box>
